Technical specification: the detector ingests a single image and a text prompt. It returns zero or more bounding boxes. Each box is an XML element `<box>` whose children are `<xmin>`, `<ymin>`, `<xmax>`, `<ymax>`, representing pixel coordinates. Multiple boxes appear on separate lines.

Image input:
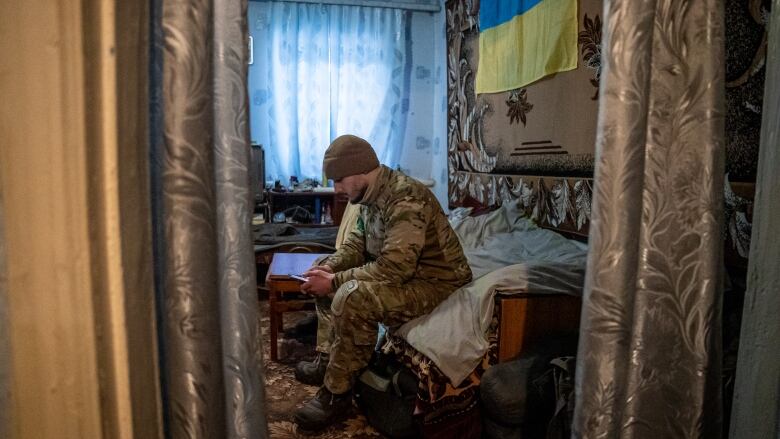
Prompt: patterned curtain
<box><xmin>152</xmin><ymin>0</ymin><xmax>267</xmax><ymax>437</ymax></box>
<box><xmin>247</xmin><ymin>2</ymin><xmax>410</xmax><ymax>183</ymax></box>
<box><xmin>215</xmin><ymin>0</ymin><xmax>268</xmax><ymax>438</ymax></box>
<box><xmin>573</xmin><ymin>0</ymin><xmax>725</xmax><ymax>438</ymax></box>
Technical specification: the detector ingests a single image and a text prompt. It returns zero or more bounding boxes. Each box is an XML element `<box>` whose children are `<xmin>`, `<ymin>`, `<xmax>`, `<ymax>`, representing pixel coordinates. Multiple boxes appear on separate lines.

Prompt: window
<box><xmin>248</xmin><ymin>2</ymin><xmax>411</xmax><ymax>184</ymax></box>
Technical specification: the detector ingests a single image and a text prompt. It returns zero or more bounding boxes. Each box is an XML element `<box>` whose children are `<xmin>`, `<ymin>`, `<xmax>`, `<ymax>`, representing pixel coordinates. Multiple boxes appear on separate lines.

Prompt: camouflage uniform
<box><xmin>316</xmin><ymin>165</ymin><xmax>472</xmax><ymax>394</ymax></box>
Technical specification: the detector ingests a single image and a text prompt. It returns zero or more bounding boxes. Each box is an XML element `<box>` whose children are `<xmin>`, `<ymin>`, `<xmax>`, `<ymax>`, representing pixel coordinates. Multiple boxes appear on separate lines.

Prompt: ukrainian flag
<box><xmin>476</xmin><ymin>0</ymin><xmax>578</xmax><ymax>94</ymax></box>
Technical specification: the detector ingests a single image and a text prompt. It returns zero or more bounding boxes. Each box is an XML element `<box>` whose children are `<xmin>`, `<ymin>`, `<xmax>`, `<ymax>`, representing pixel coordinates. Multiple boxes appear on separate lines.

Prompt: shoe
<box><xmin>294</xmin><ymin>387</ymin><xmax>352</xmax><ymax>432</ymax></box>
<box><xmin>294</xmin><ymin>353</ymin><xmax>328</xmax><ymax>386</ymax></box>
<box><xmin>285</xmin><ymin>313</ymin><xmax>318</xmax><ymax>338</ymax></box>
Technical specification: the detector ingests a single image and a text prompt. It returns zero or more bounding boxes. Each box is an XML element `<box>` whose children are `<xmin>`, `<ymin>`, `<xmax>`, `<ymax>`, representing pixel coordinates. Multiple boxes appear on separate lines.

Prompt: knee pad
<box><xmin>331</xmin><ymin>279</ymin><xmax>363</xmax><ymax>317</ymax></box>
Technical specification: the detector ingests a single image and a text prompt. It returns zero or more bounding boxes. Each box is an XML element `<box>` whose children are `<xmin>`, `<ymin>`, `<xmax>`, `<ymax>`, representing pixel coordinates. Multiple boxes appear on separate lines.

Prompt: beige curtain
<box><xmin>573</xmin><ymin>0</ymin><xmax>725</xmax><ymax>437</ymax></box>
<box><xmin>729</xmin><ymin>0</ymin><xmax>780</xmax><ymax>437</ymax></box>
<box><xmin>0</xmin><ymin>184</ymin><xmax>8</xmax><ymax>439</ymax></box>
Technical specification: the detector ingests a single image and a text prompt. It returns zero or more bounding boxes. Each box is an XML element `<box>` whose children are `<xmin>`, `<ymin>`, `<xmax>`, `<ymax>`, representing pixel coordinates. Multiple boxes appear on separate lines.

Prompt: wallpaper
<box><xmin>725</xmin><ymin>0</ymin><xmax>771</xmax><ymax>181</ymax></box>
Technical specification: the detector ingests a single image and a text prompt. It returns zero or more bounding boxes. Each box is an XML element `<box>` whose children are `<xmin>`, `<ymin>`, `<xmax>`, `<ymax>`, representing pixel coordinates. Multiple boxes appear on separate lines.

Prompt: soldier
<box><xmin>293</xmin><ymin>134</ymin><xmax>472</xmax><ymax>431</ymax></box>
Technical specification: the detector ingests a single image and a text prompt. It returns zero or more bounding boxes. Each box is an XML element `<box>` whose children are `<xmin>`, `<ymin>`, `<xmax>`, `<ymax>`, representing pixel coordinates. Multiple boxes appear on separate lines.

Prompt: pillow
<box><xmin>452</xmin><ymin>199</ymin><xmax>530</xmax><ymax>250</ymax></box>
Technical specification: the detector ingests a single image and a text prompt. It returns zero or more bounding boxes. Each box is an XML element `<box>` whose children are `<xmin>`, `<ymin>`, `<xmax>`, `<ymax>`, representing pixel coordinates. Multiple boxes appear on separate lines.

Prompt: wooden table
<box><xmin>265</xmin><ymin>252</ymin><xmax>331</xmax><ymax>361</ymax></box>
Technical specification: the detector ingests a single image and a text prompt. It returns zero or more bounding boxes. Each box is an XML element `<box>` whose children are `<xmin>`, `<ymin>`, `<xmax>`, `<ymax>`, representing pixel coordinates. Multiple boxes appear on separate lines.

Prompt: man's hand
<box><xmin>304</xmin><ymin>265</ymin><xmax>333</xmax><ymax>275</ymax></box>
<box><xmin>301</xmin><ymin>269</ymin><xmax>334</xmax><ymax>296</ymax></box>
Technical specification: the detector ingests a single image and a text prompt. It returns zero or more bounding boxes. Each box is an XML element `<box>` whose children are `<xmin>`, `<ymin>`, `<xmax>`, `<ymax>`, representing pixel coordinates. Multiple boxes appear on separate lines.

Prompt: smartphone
<box><xmin>289</xmin><ymin>274</ymin><xmax>308</xmax><ymax>282</ymax></box>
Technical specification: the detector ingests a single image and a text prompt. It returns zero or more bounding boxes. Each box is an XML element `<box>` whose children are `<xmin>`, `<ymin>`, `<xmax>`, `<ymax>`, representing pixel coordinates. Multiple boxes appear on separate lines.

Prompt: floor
<box><xmin>259</xmin><ymin>300</ymin><xmax>384</xmax><ymax>438</ymax></box>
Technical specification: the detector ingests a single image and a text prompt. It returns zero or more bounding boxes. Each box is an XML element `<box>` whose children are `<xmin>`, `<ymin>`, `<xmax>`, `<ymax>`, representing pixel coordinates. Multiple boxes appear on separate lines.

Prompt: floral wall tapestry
<box><xmin>445</xmin><ymin>0</ymin><xmax>603</xmax><ymax>235</ymax></box>
<box><xmin>446</xmin><ymin>0</ymin><xmax>768</xmax><ymax>247</ymax></box>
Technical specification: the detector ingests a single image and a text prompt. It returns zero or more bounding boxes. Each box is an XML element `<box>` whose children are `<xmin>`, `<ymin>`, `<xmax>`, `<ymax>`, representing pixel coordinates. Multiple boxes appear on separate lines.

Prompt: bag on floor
<box><xmin>354</xmin><ymin>353</ymin><xmax>419</xmax><ymax>438</ymax></box>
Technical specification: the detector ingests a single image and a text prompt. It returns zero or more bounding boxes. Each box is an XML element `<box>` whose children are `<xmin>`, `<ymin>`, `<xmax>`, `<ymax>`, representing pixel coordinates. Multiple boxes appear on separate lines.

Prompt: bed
<box><xmin>381</xmin><ymin>196</ymin><xmax>589</xmax><ymax>435</ymax></box>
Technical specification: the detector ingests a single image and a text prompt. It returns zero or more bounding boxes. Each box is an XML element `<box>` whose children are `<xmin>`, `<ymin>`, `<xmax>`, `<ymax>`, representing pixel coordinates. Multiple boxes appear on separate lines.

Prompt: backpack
<box><xmin>546</xmin><ymin>356</ymin><xmax>576</xmax><ymax>439</ymax></box>
<box><xmin>353</xmin><ymin>353</ymin><xmax>420</xmax><ymax>438</ymax></box>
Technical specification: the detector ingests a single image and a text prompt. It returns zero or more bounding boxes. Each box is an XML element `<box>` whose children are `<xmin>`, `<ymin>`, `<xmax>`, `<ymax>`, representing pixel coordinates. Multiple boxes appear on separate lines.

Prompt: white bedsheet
<box><xmin>395</xmin><ymin>201</ymin><xmax>587</xmax><ymax>386</ymax></box>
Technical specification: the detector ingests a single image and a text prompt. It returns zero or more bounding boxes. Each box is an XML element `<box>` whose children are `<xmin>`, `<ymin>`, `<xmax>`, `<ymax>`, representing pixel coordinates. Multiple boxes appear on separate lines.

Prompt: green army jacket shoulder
<box><xmin>324</xmin><ymin>165</ymin><xmax>472</xmax><ymax>289</ymax></box>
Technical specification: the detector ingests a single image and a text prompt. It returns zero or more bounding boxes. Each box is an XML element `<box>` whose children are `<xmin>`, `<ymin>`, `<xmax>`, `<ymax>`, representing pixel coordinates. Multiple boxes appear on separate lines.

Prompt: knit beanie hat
<box><xmin>323</xmin><ymin>135</ymin><xmax>379</xmax><ymax>180</ymax></box>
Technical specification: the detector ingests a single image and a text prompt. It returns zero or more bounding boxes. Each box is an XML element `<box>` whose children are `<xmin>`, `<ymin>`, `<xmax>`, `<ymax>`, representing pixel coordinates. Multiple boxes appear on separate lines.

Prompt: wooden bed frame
<box><xmin>497</xmin><ymin>294</ymin><xmax>582</xmax><ymax>362</ymax></box>
<box><xmin>493</xmin><ymin>224</ymin><xmax>585</xmax><ymax>363</ymax></box>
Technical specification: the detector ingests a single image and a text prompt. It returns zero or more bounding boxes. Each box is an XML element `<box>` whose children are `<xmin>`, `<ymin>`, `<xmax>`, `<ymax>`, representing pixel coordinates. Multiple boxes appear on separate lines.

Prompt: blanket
<box><xmin>396</xmin><ymin>201</ymin><xmax>587</xmax><ymax>385</ymax></box>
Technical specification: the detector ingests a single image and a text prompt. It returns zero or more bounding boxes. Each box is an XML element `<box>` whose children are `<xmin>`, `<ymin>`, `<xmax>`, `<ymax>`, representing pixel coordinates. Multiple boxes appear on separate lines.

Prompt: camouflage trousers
<box><xmin>314</xmin><ymin>278</ymin><xmax>455</xmax><ymax>394</ymax></box>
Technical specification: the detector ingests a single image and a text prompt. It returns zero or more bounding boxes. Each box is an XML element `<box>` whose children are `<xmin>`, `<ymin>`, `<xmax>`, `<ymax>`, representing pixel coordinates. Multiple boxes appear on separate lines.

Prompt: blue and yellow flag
<box><xmin>476</xmin><ymin>0</ymin><xmax>578</xmax><ymax>94</ymax></box>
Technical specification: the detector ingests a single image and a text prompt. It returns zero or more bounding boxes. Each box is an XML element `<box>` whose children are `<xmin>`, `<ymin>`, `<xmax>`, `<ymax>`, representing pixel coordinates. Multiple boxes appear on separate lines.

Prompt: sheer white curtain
<box><xmin>248</xmin><ymin>1</ymin><xmax>410</xmax><ymax>183</ymax></box>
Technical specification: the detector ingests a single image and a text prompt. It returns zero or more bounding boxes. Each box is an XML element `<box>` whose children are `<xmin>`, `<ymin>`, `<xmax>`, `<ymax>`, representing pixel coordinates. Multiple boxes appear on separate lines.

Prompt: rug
<box><xmin>260</xmin><ymin>300</ymin><xmax>384</xmax><ymax>438</ymax></box>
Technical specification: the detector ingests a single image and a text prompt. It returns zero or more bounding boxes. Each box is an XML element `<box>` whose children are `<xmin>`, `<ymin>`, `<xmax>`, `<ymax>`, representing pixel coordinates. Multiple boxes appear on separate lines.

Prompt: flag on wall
<box><xmin>476</xmin><ymin>0</ymin><xmax>578</xmax><ymax>94</ymax></box>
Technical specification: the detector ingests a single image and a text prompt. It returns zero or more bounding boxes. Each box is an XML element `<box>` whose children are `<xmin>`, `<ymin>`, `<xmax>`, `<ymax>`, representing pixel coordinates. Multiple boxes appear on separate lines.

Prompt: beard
<box><xmin>349</xmin><ymin>185</ymin><xmax>368</xmax><ymax>203</ymax></box>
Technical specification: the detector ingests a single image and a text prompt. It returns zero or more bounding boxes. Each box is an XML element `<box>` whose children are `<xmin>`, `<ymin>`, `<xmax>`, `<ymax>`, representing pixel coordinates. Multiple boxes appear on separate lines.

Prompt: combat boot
<box><xmin>294</xmin><ymin>352</ymin><xmax>328</xmax><ymax>385</ymax></box>
<box><xmin>285</xmin><ymin>313</ymin><xmax>317</xmax><ymax>339</ymax></box>
<box><xmin>294</xmin><ymin>387</ymin><xmax>352</xmax><ymax>432</ymax></box>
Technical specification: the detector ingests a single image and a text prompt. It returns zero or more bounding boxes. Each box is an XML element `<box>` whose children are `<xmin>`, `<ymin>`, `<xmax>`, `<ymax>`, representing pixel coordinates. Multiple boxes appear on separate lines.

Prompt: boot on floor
<box><xmin>294</xmin><ymin>352</ymin><xmax>328</xmax><ymax>386</ymax></box>
<box><xmin>294</xmin><ymin>386</ymin><xmax>352</xmax><ymax>432</ymax></box>
<box><xmin>285</xmin><ymin>313</ymin><xmax>317</xmax><ymax>338</ymax></box>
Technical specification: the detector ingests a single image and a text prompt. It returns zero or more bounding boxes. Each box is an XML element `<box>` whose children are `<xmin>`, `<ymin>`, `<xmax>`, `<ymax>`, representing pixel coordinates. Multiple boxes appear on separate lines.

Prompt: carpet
<box><xmin>260</xmin><ymin>300</ymin><xmax>384</xmax><ymax>438</ymax></box>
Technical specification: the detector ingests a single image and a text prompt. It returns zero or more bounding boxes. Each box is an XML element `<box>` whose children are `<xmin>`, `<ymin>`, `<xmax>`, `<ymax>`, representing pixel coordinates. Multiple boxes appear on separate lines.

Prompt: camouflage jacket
<box><xmin>323</xmin><ymin>165</ymin><xmax>472</xmax><ymax>289</ymax></box>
